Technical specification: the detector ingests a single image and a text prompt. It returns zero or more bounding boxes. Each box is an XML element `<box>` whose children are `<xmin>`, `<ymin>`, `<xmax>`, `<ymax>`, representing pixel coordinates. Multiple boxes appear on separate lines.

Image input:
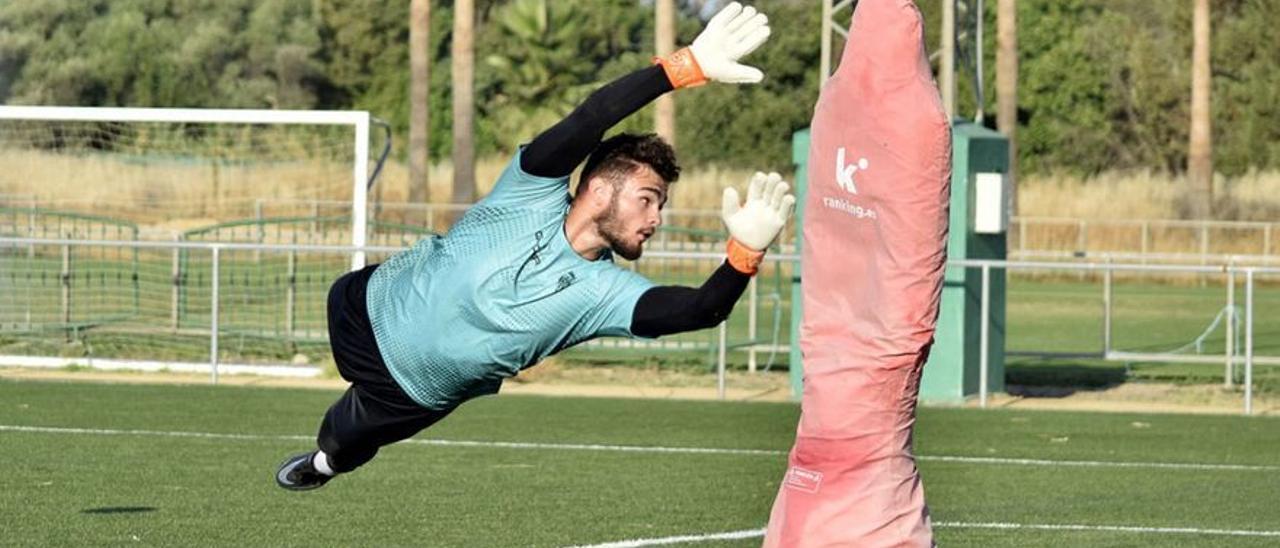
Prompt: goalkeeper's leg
<box><xmin>277</xmin><ymin>265</ymin><xmax>453</xmax><ymax>491</ymax></box>
<box><xmin>277</xmin><ymin>385</ymin><xmax>453</xmax><ymax>490</ymax></box>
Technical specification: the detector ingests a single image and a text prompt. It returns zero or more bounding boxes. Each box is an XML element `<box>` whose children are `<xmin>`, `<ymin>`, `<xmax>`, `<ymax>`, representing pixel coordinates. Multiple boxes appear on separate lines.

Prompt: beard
<box><xmin>595</xmin><ymin>195</ymin><xmax>644</xmax><ymax>261</ymax></box>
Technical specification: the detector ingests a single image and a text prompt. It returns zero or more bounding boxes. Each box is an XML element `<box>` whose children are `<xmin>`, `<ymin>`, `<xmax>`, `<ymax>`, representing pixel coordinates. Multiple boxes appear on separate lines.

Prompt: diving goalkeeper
<box><xmin>277</xmin><ymin>2</ymin><xmax>794</xmax><ymax>491</ymax></box>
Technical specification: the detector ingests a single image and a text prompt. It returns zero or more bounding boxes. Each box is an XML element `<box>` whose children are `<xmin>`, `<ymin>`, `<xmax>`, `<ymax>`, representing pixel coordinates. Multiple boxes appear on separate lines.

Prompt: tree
<box><xmin>240</xmin><ymin>0</ymin><xmax>325</xmax><ymax>109</ymax></box>
<box><xmin>479</xmin><ymin>0</ymin><xmax>592</xmax><ymax>151</ymax></box>
<box><xmin>409</xmin><ymin>0</ymin><xmax>431</xmax><ymax>210</ymax></box>
<box><xmin>1</xmin><ymin>0</ymin><xmax>325</xmax><ymax>109</ymax></box>
<box><xmin>317</xmin><ymin>0</ymin><xmax>456</xmax><ymax>163</ymax></box>
<box><xmin>678</xmin><ymin>0</ymin><xmax>820</xmax><ymax>170</ymax></box>
<box><xmin>452</xmin><ymin>0</ymin><xmax>476</xmax><ymax>205</ymax></box>
<box><xmin>1211</xmin><ymin>0</ymin><xmax>1280</xmax><ymax>178</ymax></box>
<box><xmin>940</xmin><ymin>0</ymin><xmax>956</xmax><ymax>118</ymax></box>
<box><xmin>654</xmin><ymin>0</ymin><xmax>677</xmax><ymax>148</ymax></box>
<box><xmin>996</xmin><ymin>0</ymin><xmax>1018</xmax><ymax>213</ymax></box>
<box><xmin>7</xmin><ymin>0</ymin><xmax>1277</xmax><ymax>181</ymax></box>
<box><xmin>1014</xmin><ymin>1</ymin><xmax>1115</xmax><ymax>175</ymax></box>
<box><xmin>1188</xmin><ymin>0</ymin><xmax>1212</xmax><ymax>218</ymax></box>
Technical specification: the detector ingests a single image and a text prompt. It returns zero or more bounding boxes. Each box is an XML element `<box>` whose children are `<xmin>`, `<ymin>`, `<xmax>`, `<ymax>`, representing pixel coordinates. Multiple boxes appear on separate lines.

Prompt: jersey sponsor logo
<box><xmin>836</xmin><ymin>147</ymin><xmax>869</xmax><ymax>194</ymax></box>
<box><xmin>821</xmin><ymin>197</ymin><xmax>878</xmax><ymax>220</ymax></box>
<box><xmin>556</xmin><ymin>271</ymin><xmax>577</xmax><ymax>292</ymax></box>
<box><xmin>783</xmin><ymin>466</ymin><xmax>823</xmax><ymax>493</ymax></box>
<box><xmin>511</xmin><ymin>230</ymin><xmax>578</xmax><ymax>303</ymax></box>
<box><xmin>823</xmin><ymin>147</ymin><xmax>878</xmax><ymax>221</ymax></box>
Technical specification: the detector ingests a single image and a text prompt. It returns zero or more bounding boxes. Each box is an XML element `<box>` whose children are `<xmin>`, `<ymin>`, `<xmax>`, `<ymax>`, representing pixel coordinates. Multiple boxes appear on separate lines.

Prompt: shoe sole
<box><xmin>276</xmin><ymin>452</ymin><xmax>325</xmax><ymax>491</ymax></box>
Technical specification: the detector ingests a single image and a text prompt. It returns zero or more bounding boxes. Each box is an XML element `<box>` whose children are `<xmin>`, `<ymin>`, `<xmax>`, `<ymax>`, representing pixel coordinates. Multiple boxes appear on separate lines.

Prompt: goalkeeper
<box><xmin>277</xmin><ymin>2</ymin><xmax>794</xmax><ymax>491</ymax></box>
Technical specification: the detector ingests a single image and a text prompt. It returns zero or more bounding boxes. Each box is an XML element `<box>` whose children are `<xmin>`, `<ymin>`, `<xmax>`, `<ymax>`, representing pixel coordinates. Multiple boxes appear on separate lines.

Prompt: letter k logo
<box><xmin>836</xmin><ymin>148</ymin><xmax>869</xmax><ymax>194</ymax></box>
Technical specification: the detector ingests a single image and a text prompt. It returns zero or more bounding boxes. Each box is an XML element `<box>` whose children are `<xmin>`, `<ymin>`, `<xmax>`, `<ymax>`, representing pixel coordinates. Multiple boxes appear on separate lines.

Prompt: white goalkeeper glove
<box><xmin>655</xmin><ymin>2</ymin><xmax>772</xmax><ymax>88</ymax></box>
<box><xmin>721</xmin><ymin>172</ymin><xmax>795</xmax><ymax>274</ymax></box>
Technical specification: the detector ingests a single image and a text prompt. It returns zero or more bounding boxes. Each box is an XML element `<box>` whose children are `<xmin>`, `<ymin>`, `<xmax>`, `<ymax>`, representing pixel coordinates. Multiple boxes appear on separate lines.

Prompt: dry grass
<box><xmin>368</xmin><ymin>157</ymin><xmax>754</xmax><ymax>212</ymax></box>
<box><xmin>306</xmin><ymin>157</ymin><xmax>748</xmax><ymax>234</ymax></box>
<box><xmin>0</xmin><ymin>149</ymin><xmax>756</xmax><ymax>235</ymax></box>
<box><xmin>3</xmin><ymin>146</ymin><xmax>1277</xmax><ymax>256</ymax></box>
<box><xmin>1019</xmin><ymin>170</ymin><xmax>1182</xmax><ymax>220</ymax></box>
<box><xmin>368</xmin><ymin>161</ymin><xmax>1280</xmax><ymax>226</ymax></box>
<box><xmin>1015</xmin><ymin>170</ymin><xmax>1280</xmax><ymax>257</ymax></box>
<box><xmin>0</xmin><ymin>150</ymin><xmax>355</xmax><ymax>232</ymax></box>
<box><xmin>1017</xmin><ymin>169</ymin><xmax>1280</xmax><ymax>222</ymax></box>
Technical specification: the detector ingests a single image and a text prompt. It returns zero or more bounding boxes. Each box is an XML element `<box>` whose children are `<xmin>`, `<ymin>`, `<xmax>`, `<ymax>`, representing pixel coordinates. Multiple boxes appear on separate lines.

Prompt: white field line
<box><xmin>916</xmin><ymin>454</ymin><xmax>1279</xmax><ymax>472</ymax></box>
<box><xmin>934</xmin><ymin>521</ymin><xmax>1280</xmax><ymax>537</ymax></box>
<box><xmin>568</xmin><ymin>521</ymin><xmax>1280</xmax><ymax>547</ymax></box>
<box><xmin>565</xmin><ymin>528</ymin><xmax>766</xmax><ymax>548</ymax></box>
<box><xmin>0</xmin><ymin>355</ymin><xmax>322</xmax><ymax>378</ymax></box>
<box><xmin>2</xmin><ymin>424</ymin><xmax>1278</xmax><ymax>472</ymax></box>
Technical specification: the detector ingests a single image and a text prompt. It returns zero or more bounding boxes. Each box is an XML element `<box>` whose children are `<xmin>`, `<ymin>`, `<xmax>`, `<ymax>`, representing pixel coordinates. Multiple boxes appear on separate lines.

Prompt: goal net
<box><xmin>0</xmin><ymin>107</ymin><xmax>385</xmax><ymax>374</ymax></box>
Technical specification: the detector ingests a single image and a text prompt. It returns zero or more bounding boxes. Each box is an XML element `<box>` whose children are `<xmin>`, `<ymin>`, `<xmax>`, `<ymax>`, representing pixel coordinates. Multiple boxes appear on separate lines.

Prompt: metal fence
<box><xmin>1</xmin><ymin>236</ymin><xmax>1276</xmax><ymax>414</ymax></box>
<box><xmin>960</xmin><ymin>258</ymin><xmax>1278</xmax><ymax>414</ymax></box>
<box><xmin>0</xmin><ymin>236</ymin><xmax>792</xmax><ymax>380</ymax></box>
<box><xmin>250</xmin><ymin>201</ymin><xmax>1280</xmax><ymax>259</ymax></box>
<box><xmin>9</xmin><ymin>192</ymin><xmax>1276</xmax><ymax>260</ymax></box>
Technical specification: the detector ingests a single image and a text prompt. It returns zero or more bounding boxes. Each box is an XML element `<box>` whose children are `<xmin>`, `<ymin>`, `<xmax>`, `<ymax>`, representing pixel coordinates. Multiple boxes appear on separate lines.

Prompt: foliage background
<box><xmin>1</xmin><ymin>0</ymin><xmax>1277</xmax><ymax>177</ymax></box>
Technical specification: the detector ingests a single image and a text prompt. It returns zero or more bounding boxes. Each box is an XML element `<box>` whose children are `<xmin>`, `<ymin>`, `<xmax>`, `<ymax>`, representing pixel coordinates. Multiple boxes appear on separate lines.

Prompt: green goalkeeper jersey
<box><xmin>365</xmin><ymin>149</ymin><xmax>654</xmax><ymax>410</ymax></box>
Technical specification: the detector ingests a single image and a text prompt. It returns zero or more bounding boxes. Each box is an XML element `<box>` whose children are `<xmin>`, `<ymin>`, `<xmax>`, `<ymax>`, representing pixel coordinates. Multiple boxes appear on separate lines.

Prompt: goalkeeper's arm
<box><xmin>521</xmin><ymin>66</ymin><xmax>673</xmax><ymax>179</ymax></box>
<box><xmin>521</xmin><ymin>1</ymin><xmax>771</xmax><ymax>179</ymax></box>
<box><xmin>630</xmin><ymin>171</ymin><xmax>794</xmax><ymax>338</ymax></box>
<box><xmin>631</xmin><ymin>261</ymin><xmax>750</xmax><ymax>337</ymax></box>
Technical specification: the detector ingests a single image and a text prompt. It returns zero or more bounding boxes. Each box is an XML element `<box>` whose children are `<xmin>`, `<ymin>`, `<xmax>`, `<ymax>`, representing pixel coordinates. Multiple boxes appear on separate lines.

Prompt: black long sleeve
<box><xmin>520</xmin><ymin>65</ymin><xmax>674</xmax><ymax>178</ymax></box>
<box><xmin>630</xmin><ymin>261</ymin><xmax>752</xmax><ymax>338</ymax></box>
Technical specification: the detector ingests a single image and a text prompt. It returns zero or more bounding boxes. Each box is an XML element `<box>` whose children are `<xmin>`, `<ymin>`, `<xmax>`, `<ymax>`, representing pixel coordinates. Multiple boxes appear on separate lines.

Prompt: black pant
<box><xmin>317</xmin><ymin>264</ymin><xmax>455</xmax><ymax>473</ymax></box>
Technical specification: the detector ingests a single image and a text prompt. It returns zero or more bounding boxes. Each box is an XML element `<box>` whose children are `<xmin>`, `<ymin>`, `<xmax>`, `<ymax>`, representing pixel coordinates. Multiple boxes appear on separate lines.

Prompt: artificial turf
<box><xmin>3</xmin><ymin>379</ymin><xmax>1279</xmax><ymax>546</ymax></box>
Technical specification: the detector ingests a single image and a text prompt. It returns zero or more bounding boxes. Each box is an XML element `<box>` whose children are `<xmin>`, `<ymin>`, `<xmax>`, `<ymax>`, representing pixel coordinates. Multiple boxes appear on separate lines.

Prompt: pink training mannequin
<box><xmin>762</xmin><ymin>1</ymin><xmax>951</xmax><ymax>546</ymax></box>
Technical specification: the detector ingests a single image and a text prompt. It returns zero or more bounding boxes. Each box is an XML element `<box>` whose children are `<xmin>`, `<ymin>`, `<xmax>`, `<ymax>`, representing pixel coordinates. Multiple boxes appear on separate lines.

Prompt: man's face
<box><xmin>594</xmin><ymin>167</ymin><xmax>668</xmax><ymax>261</ymax></box>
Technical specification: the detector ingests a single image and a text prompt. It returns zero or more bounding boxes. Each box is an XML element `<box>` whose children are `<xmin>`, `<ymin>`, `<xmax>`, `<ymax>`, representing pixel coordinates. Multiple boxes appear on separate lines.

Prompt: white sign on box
<box><xmin>974</xmin><ymin>172</ymin><xmax>1009</xmax><ymax>234</ymax></box>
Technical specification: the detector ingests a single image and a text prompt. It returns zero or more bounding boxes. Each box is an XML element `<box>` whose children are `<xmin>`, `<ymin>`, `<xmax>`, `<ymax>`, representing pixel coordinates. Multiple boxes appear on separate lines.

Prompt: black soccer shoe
<box><xmin>276</xmin><ymin>451</ymin><xmax>333</xmax><ymax>491</ymax></box>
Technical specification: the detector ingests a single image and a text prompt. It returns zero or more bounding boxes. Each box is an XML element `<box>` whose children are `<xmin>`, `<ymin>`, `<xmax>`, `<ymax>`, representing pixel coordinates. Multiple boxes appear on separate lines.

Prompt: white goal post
<box><xmin>0</xmin><ymin>105</ymin><xmax>372</xmax><ymax>269</ymax></box>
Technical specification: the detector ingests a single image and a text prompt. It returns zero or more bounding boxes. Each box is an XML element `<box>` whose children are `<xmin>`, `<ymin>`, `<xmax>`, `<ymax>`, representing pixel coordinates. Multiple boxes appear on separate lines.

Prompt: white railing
<box><xmin>958</xmin><ymin>258</ymin><xmax>1278</xmax><ymax>413</ymax></box>
<box><xmin>0</xmin><ymin>237</ymin><xmax>796</xmax><ymax>397</ymax></box>
<box><xmin>1</xmin><ymin>236</ymin><xmax>1275</xmax><ymax>413</ymax></box>
<box><xmin>249</xmin><ymin>204</ymin><xmax>1280</xmax><ymax>258</ymax></box>
<box><xmin>12</xmin><ymin>193</ymin><xmax>1272</xmax><ymax>261</ymax></box>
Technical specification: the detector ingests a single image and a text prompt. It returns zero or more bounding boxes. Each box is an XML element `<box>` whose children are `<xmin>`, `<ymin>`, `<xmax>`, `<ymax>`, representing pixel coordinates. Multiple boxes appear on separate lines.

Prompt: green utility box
<box><xmin>788</xmin><ymin>129</ymin><xmax>811</xmax><ymax>399</ymax></box>
<box><xmin>789</xmin><ymin>122</ymin><xmax>1009</xmax><ymax>403</ymax></box>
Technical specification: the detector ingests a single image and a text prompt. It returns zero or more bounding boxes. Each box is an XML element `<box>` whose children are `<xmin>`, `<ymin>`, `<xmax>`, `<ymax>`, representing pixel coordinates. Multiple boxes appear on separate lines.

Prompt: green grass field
<box><xmin>3</xmin><ymin>379</ymin><xmax>1279</xmax><ymax>546</ymax></box>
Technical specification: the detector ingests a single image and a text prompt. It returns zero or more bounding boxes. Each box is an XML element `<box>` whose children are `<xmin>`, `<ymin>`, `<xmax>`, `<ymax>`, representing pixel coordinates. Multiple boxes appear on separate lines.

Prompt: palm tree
<box><xmin>409</xmin><ymin>0</ymin><xmax>431</xmax><ymax>217</ymax></box>
<box><xmin>452</xmin><ymin>0</ymin><xmax>476</xmax><ymax>206</ymax></box>
<box><xmin>654</xmin><ymin>0</ymin><xmax>677</xmax><ymax>148</ymax></box>
<box><xmin>996</xmin><ymin>0</ymin><xmax>1017</xmax><ymax>213</ymax></box>
<box><xmin>940</xmin><ymin>0</ymin><xmax>956</xmax><ymax>118</ymax></box>
<box><xmin>482</xmin><ymin>0</ymin><xmax>591</xmax><ymax>149</ymax></box>
<box><xmin>1188</xmin><ymin>0</ymin><xmax>1212</xmax><ymax>218</ymax></box>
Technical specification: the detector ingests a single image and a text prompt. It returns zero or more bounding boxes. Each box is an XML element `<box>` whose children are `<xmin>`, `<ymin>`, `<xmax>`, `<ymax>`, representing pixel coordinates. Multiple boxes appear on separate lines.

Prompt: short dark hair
<box><xmin>577</xmin><ymin>133</ymin><xmax>680</xmax><ymax>194</ymax></box>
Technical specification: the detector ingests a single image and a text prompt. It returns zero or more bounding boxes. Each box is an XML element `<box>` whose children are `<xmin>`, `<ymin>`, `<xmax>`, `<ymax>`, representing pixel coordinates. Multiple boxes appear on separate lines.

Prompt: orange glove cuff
<box><xmin>653</xmin><ymin>47</ymin><xmax>708</xmax><ymax>89</ymax></box>
<box><xmin>726</xmin><ymin>239</ymin><xmax>765</xmax><ymax>275</ymax></box>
